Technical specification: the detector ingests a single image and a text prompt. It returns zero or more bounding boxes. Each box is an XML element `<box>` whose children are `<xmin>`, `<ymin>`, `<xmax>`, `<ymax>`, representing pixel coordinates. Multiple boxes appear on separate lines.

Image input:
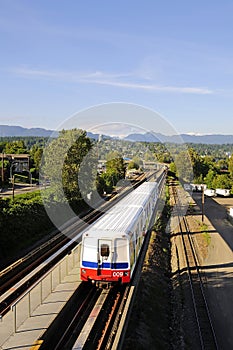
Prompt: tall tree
<box><xmin>205</xmin><ymin>169</ymin><xmax>217</xmax><ymax>188</ymax></box>
<box><xmin>174</xmin><ymin>151</ymin><xmax>193</xmax><ymax>183</ymax></box>
<box><xmin>228</xmin><ymin>154</ymin><xmax>233</xmax><ymax>179</ymax></box>
<box><xmin>41</xmin><ymin>129</ymin><xmax>93</xmax><ymax>202</ymax></box>
<box><xmin>30</xmin><ymin>145</ymin><xmax>43</xmax><ymax>171</ymax></box>
<box><xmin>106</xmin><ymin>155</ymin><xmax>126</xmax><ymax>184</ymax></box>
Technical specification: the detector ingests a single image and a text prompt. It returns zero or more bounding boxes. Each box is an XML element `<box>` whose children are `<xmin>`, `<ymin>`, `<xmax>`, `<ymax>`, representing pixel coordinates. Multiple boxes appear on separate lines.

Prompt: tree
<box><xmin>30</xmin><ymin>145</ymin><xmax>43</xmax><ymax>172</ymax></box>
<box><xmin>174</xmin><ymin>151</ymin><xmax>193</xmax><ymax>183</ymax></box>
<box><xmin>127</xmin><ymin>160</ymin><xmax>139</xmax><ymax>170</ymax></box>
<box><xmin>169</xmin><ymin>162</ymin><xmax>176</xmax><ymax>176</ymax></box>
<box><xmin>188</xmin><ymin>148</ymin><xmax>209</xmax><ymax>180</ymax></box>
<box><xmin>41</xmin><ymin>129</ymin><xmax>93</xmax><ymax>202</ymax></box>
<box><xmin>96</xmin><ymin>174</ymin><xmax>109</xmax><ymax>195</ymax></box>
<box><xmin>4</xmin><ymin>140</ymin><xmax>28</xmax><ymax>154</ymax></box>
<box><xmin>204</xmin><ymin>169</ymin><xmax>217</xmax><ymax>188</ymax></box>
<box><xmin>228</xmin><ymin>154</ymin><xmax>233</xmax><ymax>179</ymax></box>
<box><xmin>212</xmin><ymin>174</ymin><xmax>232</xmax><ymax>189</ymax></box>
<box><xmin>105</xmin><ymin>155</ymin><xmax>126</xmax><ymax>185</ymax></box>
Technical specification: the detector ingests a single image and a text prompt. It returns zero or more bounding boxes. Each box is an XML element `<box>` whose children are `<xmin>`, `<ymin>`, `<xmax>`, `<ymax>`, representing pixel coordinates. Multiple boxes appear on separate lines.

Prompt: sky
<box><xmin>1</xmin><ymin>0</ymin><xmax>233</xmax><ymax>135</ymax></box>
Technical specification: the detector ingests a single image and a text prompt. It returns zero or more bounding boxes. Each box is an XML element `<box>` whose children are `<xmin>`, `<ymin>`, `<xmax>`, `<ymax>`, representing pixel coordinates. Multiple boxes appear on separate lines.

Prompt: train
<box><xmin>80</xmin><ymin>179</ymin><xmax>162</xmax><ymax>286</ymax></box>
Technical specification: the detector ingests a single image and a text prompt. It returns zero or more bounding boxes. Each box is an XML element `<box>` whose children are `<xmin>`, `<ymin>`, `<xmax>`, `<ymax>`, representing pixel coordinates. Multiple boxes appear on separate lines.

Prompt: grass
<box><xmin>197</xmin><ymin>221</ymin><xmax>211</xmax><ymax>245</ymax></box>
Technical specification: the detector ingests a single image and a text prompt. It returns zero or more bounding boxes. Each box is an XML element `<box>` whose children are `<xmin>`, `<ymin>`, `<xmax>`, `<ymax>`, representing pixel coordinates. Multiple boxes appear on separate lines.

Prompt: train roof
<box><xmin>84</xmin><ymin>181</ymin><xmax>158</xmax><ymax>235</ymax></box>
<box><xmin>112</xmin><ymin>181</ymin><xmax>158</xmax><ymax>208</ymax></box>
<box><xmin>93</xmin><ymin>205</ymin><xmax>143</xmax><ymax>233</ymax></box>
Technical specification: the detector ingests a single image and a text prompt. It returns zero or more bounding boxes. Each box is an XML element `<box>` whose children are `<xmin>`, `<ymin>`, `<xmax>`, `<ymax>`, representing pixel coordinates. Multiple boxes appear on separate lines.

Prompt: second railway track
<box><xmin>171</xmin><ymin>183</ymin><xmax>218</xmax><ymax>350</ymax></box>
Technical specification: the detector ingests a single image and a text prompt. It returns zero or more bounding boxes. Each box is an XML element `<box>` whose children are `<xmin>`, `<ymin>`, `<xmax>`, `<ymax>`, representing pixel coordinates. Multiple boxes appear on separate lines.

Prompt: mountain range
<box><xmin>1</xmin><ymin>125</ymin><xmax>233</xmax><ymax>144</ymax></box>
<box><xmin>0</xmin><ymin>125</ymin><xmax>55</xmax><ymax>137</ymax></box>
<box><xmin>123</xmin><ymin>132</ymin><xmax>233</xmax><ymax>144</ymax></box>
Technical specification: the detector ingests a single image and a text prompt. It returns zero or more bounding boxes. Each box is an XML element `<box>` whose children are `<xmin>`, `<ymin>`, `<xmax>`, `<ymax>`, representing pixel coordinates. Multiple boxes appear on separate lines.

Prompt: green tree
<box><xmin>96</xmin><ymin>174</ymin><xmax>109</xmax><ymax>195</ymax></box>
<box><xmin>30</xmin><ymin>145</ymin><xmax>43</xmax><ymax>171</ymax></box>
<box><xmin>212</xmin><ymin>174</ymin><xmax>232</xmax><ymax>189</ymax></box>
<box><xmin>188</xmin><ymin>148</ymin><xmax>209</xmax><ymax>180</ymax></box>
<box><xmin>4</xmin><ymin>140</ymin><xmax>28</xmax><ymax>154</ymax></box>
<box><xmin>41</xmin><ymin>129</ymin><xmax>93</xmax><ymax>202</ymax></box>
<box><xmin>204</xmin><ymin>169</ymin><xmax>217</xmax><ymax>188</ymax></box>
<box><xmin>127</xmin><ymin>160</ymin><xmax>139</xmax><ymax>170</ymax></box>
<box><xmin>169</xmin><ymin>162</ymin><xmax>176</xmax><ymax>176</ymax></box>
<box><xmin>174</xmin><ymin>151</ymin><xmax>193</xmax><ymax>183</ymax></box>
<box><xmin>228</xmin><ymin>154</ymin><xmax>233</xmax><ymax>179</ymax></box>
<box><xmin>105</xmin><ymin>155</ymin><xmax>126</xmax><ymax>184</ymax></box>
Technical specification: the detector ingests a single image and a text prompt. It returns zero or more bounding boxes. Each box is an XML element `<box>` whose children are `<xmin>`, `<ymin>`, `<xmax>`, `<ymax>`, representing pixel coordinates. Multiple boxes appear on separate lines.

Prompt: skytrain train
<box><xmin>80</xmin><ymin>180</ymin><xmax>161</xmax><ymax>286</ymax></box>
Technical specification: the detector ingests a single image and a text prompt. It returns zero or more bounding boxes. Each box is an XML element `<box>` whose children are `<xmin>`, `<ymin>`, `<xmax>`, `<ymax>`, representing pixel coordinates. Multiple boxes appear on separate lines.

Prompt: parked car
<box><xmin>204</xmin><ymin>189</ymin><xmax>216</xmax><ymax>197</ymax></box>
<box><xmin>215</xmin><ymin>188</ymin><xmax>230</xmax><ymax>197</ymax></box>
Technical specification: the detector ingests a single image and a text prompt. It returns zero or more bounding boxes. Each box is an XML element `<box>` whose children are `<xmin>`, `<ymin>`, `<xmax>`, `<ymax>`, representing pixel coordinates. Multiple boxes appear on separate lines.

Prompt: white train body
<box><xmin>80</xmin><ymin>182</ymin><xmax>158</xmax><ymax>285</ymax></box>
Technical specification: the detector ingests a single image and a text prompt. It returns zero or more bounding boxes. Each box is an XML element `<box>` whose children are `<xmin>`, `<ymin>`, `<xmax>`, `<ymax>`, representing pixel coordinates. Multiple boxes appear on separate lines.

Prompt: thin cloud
<box><xmin>12</xmin><ymin>67</ymin><xmax>213</xmax><ymax>95</ymax></box>
<box><xmin>83</xmin><ymin>78</ymin><xmax>213</xmax><ymax>94</ymax></box>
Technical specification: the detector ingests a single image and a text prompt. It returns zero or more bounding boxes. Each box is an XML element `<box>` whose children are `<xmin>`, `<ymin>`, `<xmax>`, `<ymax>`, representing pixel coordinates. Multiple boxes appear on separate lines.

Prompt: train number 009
<box><xmin>113</xmin><ymin>271</ymin><xmax>123</xmax><ymax>277</ymax></box>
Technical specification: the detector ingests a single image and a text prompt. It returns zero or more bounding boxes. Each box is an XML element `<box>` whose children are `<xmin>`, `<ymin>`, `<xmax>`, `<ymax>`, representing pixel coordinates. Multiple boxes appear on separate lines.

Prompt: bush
<box><xmin>0</xmin><ymin>191</ymin><xmax>54</xmax><ymax>258</ymax></box>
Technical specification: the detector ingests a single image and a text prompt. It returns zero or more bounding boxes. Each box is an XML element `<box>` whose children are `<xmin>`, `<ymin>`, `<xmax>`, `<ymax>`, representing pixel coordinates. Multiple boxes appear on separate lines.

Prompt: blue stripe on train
<box><xmin>82</xmin><ymin>261</ymin><xmax>128</xmax><ymax>269</ymax></box>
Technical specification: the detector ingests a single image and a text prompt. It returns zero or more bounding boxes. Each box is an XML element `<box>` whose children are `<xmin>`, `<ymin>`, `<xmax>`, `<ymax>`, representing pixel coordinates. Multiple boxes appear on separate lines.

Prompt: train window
<box><xmin>101</xmin><ymin>244</ymin><xmax>110</xmax><ymax>257</ymax></box>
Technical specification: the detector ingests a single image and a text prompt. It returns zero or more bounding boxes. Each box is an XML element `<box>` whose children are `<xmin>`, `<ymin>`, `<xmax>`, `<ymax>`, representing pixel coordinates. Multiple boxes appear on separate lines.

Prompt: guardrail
<box><xmin>9</xmin><ymin>244</ymin><xmax>80</xmax><ymax>334</ymax></box>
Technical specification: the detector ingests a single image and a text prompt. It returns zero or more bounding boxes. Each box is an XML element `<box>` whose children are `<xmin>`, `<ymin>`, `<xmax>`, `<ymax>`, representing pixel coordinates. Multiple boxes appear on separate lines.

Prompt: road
<box><xmin>0</xmin><ymin>183</ymin><xmax>43</xmax><ymax>197</ymax></box>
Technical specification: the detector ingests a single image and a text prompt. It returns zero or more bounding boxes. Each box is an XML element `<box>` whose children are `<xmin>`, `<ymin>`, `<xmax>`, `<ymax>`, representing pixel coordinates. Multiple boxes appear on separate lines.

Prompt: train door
<box><xmin>97</xmin><ymin>239</ymin><xmax>112</xmax><ymax>275</ymax></box>
<box><xmin>113</xmin><ymin>238</ymin><xmax>129</xmax><ymax>269</ymax></box>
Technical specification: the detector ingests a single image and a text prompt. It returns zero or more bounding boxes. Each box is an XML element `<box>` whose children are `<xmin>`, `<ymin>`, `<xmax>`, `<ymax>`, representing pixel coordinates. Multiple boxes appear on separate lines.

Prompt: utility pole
<box><xmin>1</xmin><ymin>153</ymin><xmax>4</xmax><ymax>186</ymax></box>
<box><xmin>12</xmin><ymin>174</ymin><xmax>15</xmax><ymax>200</ymax></box>
<box><xmin>201</xmin><ymin>185</ymin><xmax>205</xmax><ymax>223</ymax></box>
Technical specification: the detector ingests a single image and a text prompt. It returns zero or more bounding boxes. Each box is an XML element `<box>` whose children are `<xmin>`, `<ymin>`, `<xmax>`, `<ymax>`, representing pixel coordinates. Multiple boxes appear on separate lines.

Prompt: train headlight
<box><xmin>81</xmin><ymin>269</ymin><xmax>86</xmax><ymax>274</ymax></box>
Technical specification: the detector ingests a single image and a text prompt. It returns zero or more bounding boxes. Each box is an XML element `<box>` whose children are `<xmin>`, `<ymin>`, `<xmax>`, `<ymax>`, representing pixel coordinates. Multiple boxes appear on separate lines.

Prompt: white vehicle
<box><xmin>80</xmin><ymin>181</ymin><xmax>159</xmax><ymax>286</ymax></box>
<box><xmin>204</xmin><ymin>189</ymin><xmax>216</xmax><ymax>197</ymax></box>
<box><xmin>215</xmin><ymin>188</ymin><xmax>230</xmax><ymax>197</ymax></box>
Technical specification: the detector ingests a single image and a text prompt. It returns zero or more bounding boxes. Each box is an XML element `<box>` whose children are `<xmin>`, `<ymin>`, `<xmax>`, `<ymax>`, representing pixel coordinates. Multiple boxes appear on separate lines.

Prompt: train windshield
<box><xmin>98</xmin><ymin>239</ymin><xmax>112</xmax><ymax>266</ymax></box>
<box><xmin>100</xmin><ymin>243</ymin><xmax>110</xmax><ymax>257</ymax></box>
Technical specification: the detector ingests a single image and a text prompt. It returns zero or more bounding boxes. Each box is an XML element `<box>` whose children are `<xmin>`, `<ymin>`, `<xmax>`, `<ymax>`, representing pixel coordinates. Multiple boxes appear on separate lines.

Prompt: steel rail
<box><xmin>172</xmin><ymin>184</ymin><xmax>218</xmax><ymax>350</ymax></box>
<box><xmin>0</xmin><ymin>171</ymin><xmax>160</xmax><ymax>317</ymax></box>
<box><xmin>68</xmin><ymin>169</ymin><xmax>168</xmax><ymax>350</ymax></box>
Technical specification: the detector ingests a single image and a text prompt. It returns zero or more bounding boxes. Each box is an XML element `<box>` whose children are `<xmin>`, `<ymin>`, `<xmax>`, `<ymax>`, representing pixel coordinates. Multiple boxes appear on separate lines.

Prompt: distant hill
<box><xmin>180</xmin><ymin>134</ymin><xmax>233</xmax><ymax>144</ymax></box>
<box><xmin>124</xmin><ymin>132</ymin><xmax>161</xmax><ymax>143</ymax></box>
<box><xmin>123</xmin><ymin>132</ymin><xmax>233</xmax><ymax>144</ymax></box>
<box><xmin>1</xmin><ymin>125</ymin><xmax>233</xmax><ymax>144</ymax></box>
<box><xmin>0</xmin><ymin>125</ymin><xmax>111</xmax><ymax>140</ymax></box>
<box><xmin>0</xmin><ymin>125</ymin><xmax>55</xmax><ymax>137</ymax></box>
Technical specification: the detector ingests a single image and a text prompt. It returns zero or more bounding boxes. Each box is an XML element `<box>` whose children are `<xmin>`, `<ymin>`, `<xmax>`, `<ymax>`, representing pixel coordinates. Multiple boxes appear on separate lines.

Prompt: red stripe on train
<box><xmin>80</xmin><ymin>268</ymin><xmax>131</xmax><ymax>283</ymax></box>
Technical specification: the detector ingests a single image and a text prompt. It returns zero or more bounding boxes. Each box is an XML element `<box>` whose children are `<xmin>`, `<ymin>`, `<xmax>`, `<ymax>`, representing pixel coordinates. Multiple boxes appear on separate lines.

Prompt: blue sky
<box><xmin>1</xmin><ymin>0</ymin><xmax>233</xmax><ymax>135</ymax></box>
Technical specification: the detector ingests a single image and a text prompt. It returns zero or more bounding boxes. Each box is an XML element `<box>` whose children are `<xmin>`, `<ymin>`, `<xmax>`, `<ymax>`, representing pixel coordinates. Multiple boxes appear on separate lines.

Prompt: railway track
<box><xmin>37</xmin><ymin>171</ymin><xmax>167</xmax><ymax>349</ymax></box>
<box><xmin>39</xmin><ymin>284</ymin><xmax>129</xmax><ymax>350</ymax></box>
<box><xmin>0</xmin><ymin>171</ymin><xmax>162</xmax><ymax>317</ymax></box>
<box><xmin>171</xmin><ymin>183</ymin><xmax>218</xmax><ymax>350</ymax></box>
<box><xmin>0</xmin><ymin>169</ymin><xmax>166</xmax><ymax>350</ymax></box>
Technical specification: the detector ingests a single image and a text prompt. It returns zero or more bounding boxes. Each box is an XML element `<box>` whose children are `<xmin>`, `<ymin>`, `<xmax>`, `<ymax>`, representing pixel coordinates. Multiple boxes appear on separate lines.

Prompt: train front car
<box><xmin>80</xmin><ymin>181</ymin><xmax>159</xmax><ymax>287</ymax></box>
<box><xmin>80</xmin><ymin>230</ymin><xmax>130</xmax><ymax>286</ymax></box>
